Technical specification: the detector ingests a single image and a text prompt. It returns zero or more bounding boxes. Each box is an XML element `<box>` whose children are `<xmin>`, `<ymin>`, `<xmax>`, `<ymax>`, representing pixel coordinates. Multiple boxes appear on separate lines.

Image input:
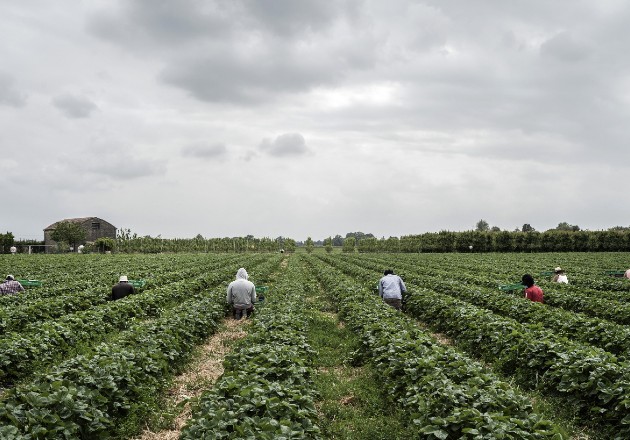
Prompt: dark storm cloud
<box><xmin>0</xmin><ymin>72</ymin><xmax>27</xmax><ymax>107</ymax></box>
<box><xmin>259</xmin><ymin>133</ymin><xmax>308</xmax><ymax>157</ymax></box>
<box><xmin>181</xmin><ymin>142</ymin><xmax>227</xmax><ymax>159</ymax></box>
<box><xmin>52</xmin><ymin>94</ymin><xmax>98</xmax><ymax>118</ymax></box>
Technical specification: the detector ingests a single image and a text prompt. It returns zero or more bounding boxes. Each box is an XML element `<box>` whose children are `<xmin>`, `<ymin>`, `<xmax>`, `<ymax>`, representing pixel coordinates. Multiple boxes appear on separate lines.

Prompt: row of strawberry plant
<box><xmin>0</xmin><ymin>254</ymin><xmax>244</xmax><ymax>332</ymax></box>
<box><xmin>348</xmin><ymin>253</ymin><xmax>630</xmax><ymax>325</ymax></box>
<box><xmin>181</xmin><ymin>257</ymin><xmax>322</xmax><ymax>439</ymax></box>
<box><xmin>402</xmin><ymin>287</ymin><xmax>630</xmax><ymax>438</ymax></box>
<box><xmin>319</xmin><ymin>254</ymin><xmax>630</xmax><ymax>437</ymax></box>
<box><xmin>307</xmin><ymin>255</ymin><xmax>566</xmax><ymax>439</ymax></box>
<box><xmin>340</xmin><ymin>254</ymin><xmax>630</xmax><ymax>357</ymax></box>
<box><xmin>0</xmin><ymin>290</ymin><xmax>227</xmax><ymax>439</ymax></box>
<box><xmin>0</xmin><ymin>253</ymin><xmax>281</xmax><ymax>386</ymax></box>
<box><xmin>0</xmin><ymin>260</ymin><xmax>245</xmax><ymax>385</ymax></box>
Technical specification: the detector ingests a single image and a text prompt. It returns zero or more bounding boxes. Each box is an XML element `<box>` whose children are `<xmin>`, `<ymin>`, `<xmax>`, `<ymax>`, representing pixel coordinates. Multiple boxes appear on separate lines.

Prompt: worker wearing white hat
<box><xmin>111</xmin><ymin>275</ymin><xmax>135</xmax><ymax>300</ymax></box>
<box><xmin>551</xmin><ymin>267</ymin><xmax>569</xmax><ymax>284</ymax></box>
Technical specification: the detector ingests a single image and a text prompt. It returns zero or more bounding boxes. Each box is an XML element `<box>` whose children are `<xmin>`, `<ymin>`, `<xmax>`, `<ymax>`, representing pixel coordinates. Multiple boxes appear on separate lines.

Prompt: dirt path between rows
<box><xmin>134</xmin><ymin>318</ymin><xmax>248</xmax><ymax>440</ymax></box>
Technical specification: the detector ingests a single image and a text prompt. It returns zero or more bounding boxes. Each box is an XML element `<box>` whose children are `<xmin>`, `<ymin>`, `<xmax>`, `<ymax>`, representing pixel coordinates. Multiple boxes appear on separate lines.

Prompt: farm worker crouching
<box><xmin>522</xmin><ymin>274</ymin><xmax>543</xmax><ymax>303</ymax></box>
<box><xmin>111</xmin><ymin>275</ymin><xmax>135</xmax><ymax>300</ymax></box>
<box><xmin>227</xmin><ymin>268</ymin><xmax>256</xmax><ymax>320</ymax></box>
<box><xmin>0</xmin><ymin>275</ymin><xmax>25</xmax><ymax>295</ymax></box>
<box><xmin>624</xmin><ymin>268</ymin><xmax>630</xmax><ymax>279</ymax></box>
<box><xmin>551</xmin><ymin>267</ymin><xmax>569</xmax><ymax>284</ymax></box>
<box><xmin>378</xmin><ymin>269</ymin><xmax>407</xmax><ymax>310</ymax></box>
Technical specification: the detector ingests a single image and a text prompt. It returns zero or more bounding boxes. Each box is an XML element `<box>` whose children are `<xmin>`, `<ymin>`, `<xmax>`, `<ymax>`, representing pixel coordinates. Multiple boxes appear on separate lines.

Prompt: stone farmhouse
<box><xmin>44</xmin><ymin>217</ymin><xmax>116</xmax><ymax>252</ymax></box>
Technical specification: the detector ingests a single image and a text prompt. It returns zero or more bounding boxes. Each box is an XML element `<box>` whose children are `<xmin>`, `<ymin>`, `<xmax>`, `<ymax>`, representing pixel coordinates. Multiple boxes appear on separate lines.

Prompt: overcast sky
<box><xmin>2</xmin><ymin>0</ymin><xmax>629</xmax><ymax>241</ymax></box>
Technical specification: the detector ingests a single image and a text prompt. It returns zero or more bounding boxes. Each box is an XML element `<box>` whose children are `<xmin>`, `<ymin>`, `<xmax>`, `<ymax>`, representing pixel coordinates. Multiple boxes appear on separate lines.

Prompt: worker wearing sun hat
<box><xmin>0</xmin><ymin>275</ymin><xmax>25</xmax><ymax>295</ymax></box>
<box><xmin>551</xmin><ymin>267</ymin><xmax>569</xmax><ymax>284</ymax></box>
<box><xmin>111</xmin><ymin>275</ymin><xmax>135</xmax><ymax>300</ymax></box>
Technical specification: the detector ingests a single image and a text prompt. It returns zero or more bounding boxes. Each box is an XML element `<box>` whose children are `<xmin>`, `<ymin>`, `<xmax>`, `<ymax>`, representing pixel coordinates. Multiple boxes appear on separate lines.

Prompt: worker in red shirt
<box><xmin>522</xmin><ymin>274</ymin><xmax>543</xmax><ymax>303</ymax></box>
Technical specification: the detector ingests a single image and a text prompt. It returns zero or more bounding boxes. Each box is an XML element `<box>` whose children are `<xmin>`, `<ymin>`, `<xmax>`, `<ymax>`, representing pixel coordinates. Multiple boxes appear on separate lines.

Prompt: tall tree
<box><xmin>556</xmin><ymin>222</ymin><xmax>580</xmax><ymax>232</ymax></box>
<box><xmin>332</xmin><ymin>234</ymin><xmax>344</xmax><ymax>246</ymax></box>
<box><xmin>475</xmin><ymin>219</ymin><xmax>490</xmax><ymax>232</ymax></box>
<box><xmin>0</xmin><ymin>231</ymin><xmax>15</xmax><ymax>254</ymax></box>
<box><xmin>50</xmin><ymin>221</ymin><xmax>87</xmax><ymax>251</ymax></box>
<box><xmin>305</xmin><ymin>237</ymin><xmax>314</xmax><ymax>253</ymax></box>
<box><xmin>521</xmin><ymin>224</ymin><xmax>535</xmax><ymax>232</ymax></box>
<box><xmin>323</xmin><ymin>237</ymin><xmax>333</xmax><ymax>253</ymax></box>
<box><xmin>342</xmin><ymin>236</ymin><xmax>356</xmax><ymax>253</ymax></box>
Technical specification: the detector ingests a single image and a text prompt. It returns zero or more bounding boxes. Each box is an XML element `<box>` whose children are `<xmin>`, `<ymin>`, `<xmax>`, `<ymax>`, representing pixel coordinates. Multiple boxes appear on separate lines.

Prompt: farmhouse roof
<box><xmin>44</xmin><ymin>217</ymin><xmax>115</xmax><ymax>231</ymax></box>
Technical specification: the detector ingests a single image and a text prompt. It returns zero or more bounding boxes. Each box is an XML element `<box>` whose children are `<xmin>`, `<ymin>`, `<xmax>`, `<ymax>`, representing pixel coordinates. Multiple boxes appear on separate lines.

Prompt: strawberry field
<box><xmin>1</xmin><ymin>252</ymin><xmax>629</xmax><ymax>439</ymax></box>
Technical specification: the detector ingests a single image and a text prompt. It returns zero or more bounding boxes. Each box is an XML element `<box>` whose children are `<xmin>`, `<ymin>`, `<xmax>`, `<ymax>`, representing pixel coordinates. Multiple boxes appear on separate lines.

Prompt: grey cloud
<box><xmin>0</xmin><ymin>72</ymin><xmax>27</xmax><ymax>107</ymax></box>
<box><xmin>160</xmin><ymin>41</ymin><xmax>345</xmax><ymax>103</ymax></box>
<box><xmin>259</xmin><ymin>133</ymin><xmax>308</xmax><ymax>157</ymax></box>
<box><xmin>242</xmin><ymin>0</ymin><xmax>356</xmax><ymax>37</ymax></box>
<box><xmin>52</xmin><ymin>94</ymin><xmax>98</xmax><ymax>118</ymax></box>
<box><xmin>540</xmin><ymin>32</ymin><xmax>592</xmax><ymax>63</ymax></box>
<box><xmin>181</xmin><ymin>142</ymin><xmax>227</xmax><ymax>159</ymax></box>
<box><xmin>88</xmin><ymin>0</ymin><xmax>235</xmax><ymax>48</ymax></box>
<box><xmin>80</xmin><ymin>143</ymin><xmax>167</xmax><ymax>180</ymax></box>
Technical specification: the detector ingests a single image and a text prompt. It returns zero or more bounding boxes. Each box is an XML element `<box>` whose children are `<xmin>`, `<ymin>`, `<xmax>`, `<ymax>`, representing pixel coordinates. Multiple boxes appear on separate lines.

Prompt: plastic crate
<box><xmin>498</xmin><ymin>283</ymin><xmax>525</xmax><ymax>291</ymax></box>
<box><xmin>18</xmin><ymin>279</ymin><xmax>43</xmax><ymax>287</ymax></box>
<box><xmin>129</xmin><ymin>279</ymin><xmax>146</xmax><ymax>288</ymax></box>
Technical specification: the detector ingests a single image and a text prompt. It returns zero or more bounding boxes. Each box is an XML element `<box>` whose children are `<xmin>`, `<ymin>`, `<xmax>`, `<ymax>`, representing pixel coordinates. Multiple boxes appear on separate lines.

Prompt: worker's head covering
<box><xmin>236</xmin><ymin>268</ymin><xmax>248</xmax><ymax>280</ymax></box>
<box><xmin>522</xmin><ymin>274</ymin><xmax>535</xmax><ymax>288</ymax></box>
<box><xmin>554</xmin><ymin>267</ymin><xmax>563</xmax><ymax>273</ymax></box>
<box><xmin>119</xmin><ymin>275</ymin><xmax>128</xmax><ymax>282</ymax></box>
<box><xmin>384</xmin><ymin>269</ymin><xmax>394</xmax><ymax>276</ymax></box>
<box><xmin>6</xmin><ymin>275</ymin><xmax>14</xmax><ymax>281</ymax></box>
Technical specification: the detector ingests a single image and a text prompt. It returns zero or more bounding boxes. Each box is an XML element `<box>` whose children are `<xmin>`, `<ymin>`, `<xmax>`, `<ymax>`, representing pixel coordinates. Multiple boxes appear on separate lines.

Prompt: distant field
<box><xmin>1</xmin><ymin>252</ymin><xmax>629</xmax><ymax>439</ymax></box>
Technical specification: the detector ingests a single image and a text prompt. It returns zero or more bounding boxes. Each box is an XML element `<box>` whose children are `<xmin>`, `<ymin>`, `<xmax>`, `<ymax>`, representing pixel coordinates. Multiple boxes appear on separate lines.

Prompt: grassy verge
<box><xmin>305</xmin><ymin>283</ymin><xmax>417</xmax><ymax>439</ymax></box>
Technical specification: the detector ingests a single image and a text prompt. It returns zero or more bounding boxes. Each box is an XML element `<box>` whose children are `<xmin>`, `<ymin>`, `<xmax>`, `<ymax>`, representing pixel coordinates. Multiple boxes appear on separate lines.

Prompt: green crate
<box><xmin>499</xmin><ymin>283</ymin><xmax>525</xmax><ymax>291</ymax></box>
<box><xmin>18</xmin><ymin>279</ymin><xmax>43</xmax><ymax>287</ymax></box>
<box><xmin>129</xmin><ymin>279</ymin><xmax>146</xmax><ymax>288</ymax></box>
<box><xmin>604</xmin><ymin>271</ymin><xmax>626</xmax><ymax>278</ymax></box>
<box><xmin>256</xmin><ymin>286</ymin><xmax>269</xmax><ymax>294</ymax></box>
<box><xmin>539</xmin><ymin>271</ymin><xmax>554</xmax><ymax>276</ymax></box>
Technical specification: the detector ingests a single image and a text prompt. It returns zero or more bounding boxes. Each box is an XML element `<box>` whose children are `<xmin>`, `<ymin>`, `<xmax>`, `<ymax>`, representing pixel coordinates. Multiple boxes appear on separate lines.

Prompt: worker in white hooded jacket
<box><xmin>227</xmin><ymin>268</ymin><xmax>257</xmax><ymax>319</ymax></box>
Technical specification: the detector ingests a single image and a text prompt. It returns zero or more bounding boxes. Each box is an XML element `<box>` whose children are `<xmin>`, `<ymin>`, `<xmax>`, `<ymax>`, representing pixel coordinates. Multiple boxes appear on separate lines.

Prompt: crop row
<box><xmin>319</xmin><ymin>254</ymin><xmax>630</xmax><ymax>437</ymax></box>
<box><xmin>0</xmin><ymin>254</ymin><xmax>245</xmax><ymax>334</ymax></box>
<box><xmin>0</xmin><ymin>254</ymin><xmax>284</xmax><ymax>439</ymax></box>
<box><xmin>0</xmin><ymin>254</ymin><xmax>282</xmax><ymax>386</ymax></box>
<box><xmin>181</xmin><ymin>257</ymin><xmax>322</xmax><ymax>439</ymax></box>
<box><xmin>305</xmin><ymin>255</ymin><xmax>565</xmax><ymax>439</ymax></box>
<box><xmin>0</xmin><ymin>291</ymin><xmax>226</xmax><ymax>439</ymax></box>
<box><xmin>346</xmin><ymin>253</ymin><xmax>630</xmax><ymax>325</ymax></box>
<box><xmin>339</xmin><ymin>254</ymin><xmax>630</xmax><ymax>357</ymax></box>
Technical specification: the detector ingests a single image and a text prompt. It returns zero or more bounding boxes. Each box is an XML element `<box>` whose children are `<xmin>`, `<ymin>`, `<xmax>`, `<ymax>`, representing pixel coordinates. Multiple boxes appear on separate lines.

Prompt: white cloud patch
<box><xmin>259</xmin><ymin>133</ymin><xmax>309</xmax><ymax>157</ymax></box>
<box><xmin>0</xmin><ymin>72</ymin><xmax>27</xmax><ymax>107</ymax></box>
<box><xmin>52</xmin><ymin>94</ymin><xmax>98</xmax><ymax>118</ymax></box>
<box><xmin>181</xmin><ymin>142</ymin><xmax>227</xmax><ymax>159</ymax></box>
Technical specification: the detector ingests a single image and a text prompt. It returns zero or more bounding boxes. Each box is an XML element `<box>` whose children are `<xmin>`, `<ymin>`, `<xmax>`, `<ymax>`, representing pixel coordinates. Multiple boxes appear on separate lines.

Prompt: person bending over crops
<box><xmin>0</xmin><ymin>275</ymin><xmax>24</xmax><ymax>295</ymax></box>
<box><xmin>624</xmin><ymin>268</ymin><xmax>630</xmax><ymax>279</ymax></box>
<box><xmin>111</xmin><ymin>275</ymin><xmax>135</xmax><ymax>300</ymax></box>
<box><xmin>378</xmin><ymin>269</ymin><xmax>407</xmax><ymax>310</ymax></box>
<box><xmin>551</xmin><ymin>267</ymin><xmax>569</xmax><ymax>284</ymax></box>
<box><xmin>227</xmin><ymin>268</ymin><xmax>256</xmax><ymax>320</ymax></box>
<box><xmin>522</xmin><ymin>274</ymin><xmax>543</xmax><ymax>303</ymax></box>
